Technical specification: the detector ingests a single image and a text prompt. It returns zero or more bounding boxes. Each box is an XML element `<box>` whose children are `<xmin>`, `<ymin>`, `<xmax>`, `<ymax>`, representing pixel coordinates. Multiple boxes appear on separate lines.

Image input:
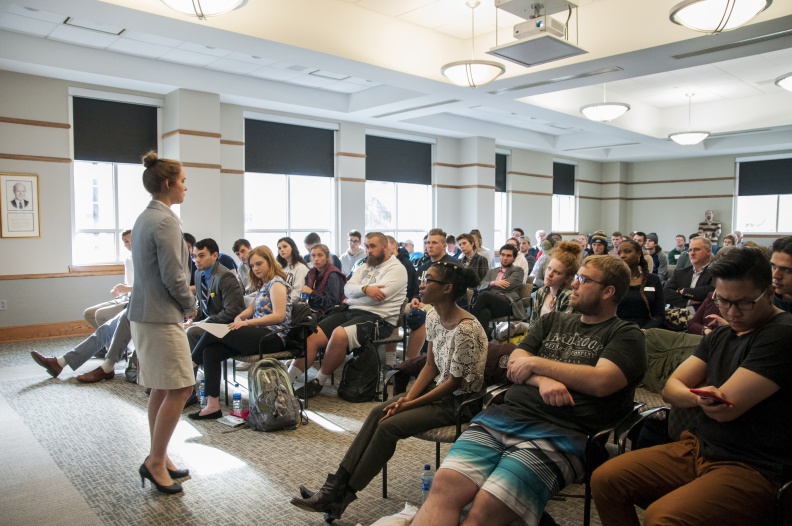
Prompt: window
<box><xmin>71</xmin><ymin>95</ymin><xmax>159</xmax><ymax>264</ymax></box>
<box><xmin>244</xmin><ymin>173</ymin><xmax>335</xmax><ymax>254</ymax></box>
<box><xmin>365</xmin><ymin>135</ymin><xmax>433</xmax><ymax>242</ymax></box>
<box><xmin>365</xmin><ymin>181</ymin><xmax>430</xmax><ymax>243</ymax></box>
<box><xmin>735</xmin><ymin>157</ymin><xmax>792</xmax><ymax>233</ymax></box>
<box><xmin>552</xmin><ymin>162</ymin><xmax>576</xmax><ymax>232</ymax></box>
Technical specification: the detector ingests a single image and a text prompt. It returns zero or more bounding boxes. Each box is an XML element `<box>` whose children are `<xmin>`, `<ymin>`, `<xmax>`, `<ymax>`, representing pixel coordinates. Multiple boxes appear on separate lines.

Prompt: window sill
<box><xmin>0</xmin><ymin>265</ymin><xmax>124</xmax><ymax>280</ymax></box>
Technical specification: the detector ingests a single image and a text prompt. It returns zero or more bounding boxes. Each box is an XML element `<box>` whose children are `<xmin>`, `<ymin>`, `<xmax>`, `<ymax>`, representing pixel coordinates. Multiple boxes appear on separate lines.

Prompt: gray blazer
<box><xmin>477</xmin><ymin>265</ymin><xmax>526</xmax><ymax>319</ymax></box>
<box><xmin>128</xmin><ymin>200</ymin><xmax>196</xmax><ymax>323</ymax></box>
<box><xmin>194</xmin><ymin>263</ymin><xmax>245</xmax><ymax>324</ymax></box>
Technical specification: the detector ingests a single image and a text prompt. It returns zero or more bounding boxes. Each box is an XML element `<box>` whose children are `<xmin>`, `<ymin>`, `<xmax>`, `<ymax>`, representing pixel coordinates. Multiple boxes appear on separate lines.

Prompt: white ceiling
<box><xmin>0</xmin><ymin>0</ymin><xmax>790</xmax><ymax>162</ymax></box>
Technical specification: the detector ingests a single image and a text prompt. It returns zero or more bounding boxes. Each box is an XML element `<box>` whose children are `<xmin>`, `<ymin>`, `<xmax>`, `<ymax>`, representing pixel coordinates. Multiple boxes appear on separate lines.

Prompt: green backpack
<box><xmin>247</xmin><ymin>357</ymin><xmax>305</xmax><ymax>432</ymax></box>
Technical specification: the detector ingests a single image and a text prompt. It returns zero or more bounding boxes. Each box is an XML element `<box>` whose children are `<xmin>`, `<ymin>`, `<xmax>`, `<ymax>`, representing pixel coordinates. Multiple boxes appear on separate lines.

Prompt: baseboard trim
<box><xmin>0</xmin><ymin>320</ymin><xmax>93</xmax><ymax>343</ymax></box>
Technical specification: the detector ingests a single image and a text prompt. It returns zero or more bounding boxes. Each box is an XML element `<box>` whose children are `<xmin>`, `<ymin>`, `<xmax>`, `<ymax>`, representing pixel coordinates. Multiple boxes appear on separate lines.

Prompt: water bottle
<box><xmin>232</xmin><ymin>383</ymin><xmax>242</xmax><ymax>413</ymax></box>
<box><xmin>421</xmin><ymin>464</ymin><xmax>433</xmax><ymax>504</ymax></box>
<box><xmin>199</xmin><ymin>380</ymin><xmax>207</xmax><ymax>409</ymax></box>
<box><xmin>299</xmin><ymin>292</ymin><xmax>310</xmax><ymax>304</ymax></box>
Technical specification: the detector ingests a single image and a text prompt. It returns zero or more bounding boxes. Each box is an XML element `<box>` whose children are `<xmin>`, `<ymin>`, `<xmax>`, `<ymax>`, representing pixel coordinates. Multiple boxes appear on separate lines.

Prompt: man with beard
<box><xmin>289</xmin><ymin>232</ymin><xmax>407</xmax><ymax>398</ymax></box>
<box><xmin>412</xmin><ymin>255</ymin><xmax>646</xmax><ymax>526</ymax></box>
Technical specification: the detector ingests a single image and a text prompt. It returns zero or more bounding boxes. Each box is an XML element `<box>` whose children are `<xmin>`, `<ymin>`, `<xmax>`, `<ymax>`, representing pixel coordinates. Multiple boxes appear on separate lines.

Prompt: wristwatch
<box><xmin>362</xmin><ymin>285</ymin><xmax>368</xmax><ymax>295</ymax></box>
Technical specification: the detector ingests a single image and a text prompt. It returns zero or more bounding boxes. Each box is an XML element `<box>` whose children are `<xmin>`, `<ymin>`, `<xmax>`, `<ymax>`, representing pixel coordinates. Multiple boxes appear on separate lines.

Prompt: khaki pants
<box><xmin>591</xmin><ymin>431</ymin><xmax>779</xmax><ymax>526</ymax></box>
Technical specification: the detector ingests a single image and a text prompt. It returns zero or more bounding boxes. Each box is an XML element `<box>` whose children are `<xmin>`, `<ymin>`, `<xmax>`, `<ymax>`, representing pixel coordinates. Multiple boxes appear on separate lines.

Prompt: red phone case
<box><xmin>690</xmin><ymin>388</ymin><xmax>734</xmax><ymax>407</ymax></box>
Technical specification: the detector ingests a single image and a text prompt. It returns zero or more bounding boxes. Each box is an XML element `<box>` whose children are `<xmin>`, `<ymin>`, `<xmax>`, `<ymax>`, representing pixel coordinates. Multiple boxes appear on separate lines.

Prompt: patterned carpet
<box><xmin>0</xmin><ymin>337</ymin><xmax>606</xmax><ymax>526</ymax></box>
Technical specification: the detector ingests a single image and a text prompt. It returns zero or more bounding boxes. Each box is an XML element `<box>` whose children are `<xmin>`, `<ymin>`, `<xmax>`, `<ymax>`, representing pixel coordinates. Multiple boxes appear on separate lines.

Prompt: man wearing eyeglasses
<box><xmin>413</xmin><ymin>255</ymin><xmax>646</xmax><ymax>526</ymax></box>
<box><xmin>593</xmin><ymin>247</ymin><xmax>792</xmax><ymax>526</ymax></box>
<box><xmin>340</xmin><ymin>230</ymin><xmax>366</xmax><ymax>276</ymax></box>
<box><xmin>664</xmin><ymin>236</ymin><xmax>714</xmax><ymax>313</ymax></box>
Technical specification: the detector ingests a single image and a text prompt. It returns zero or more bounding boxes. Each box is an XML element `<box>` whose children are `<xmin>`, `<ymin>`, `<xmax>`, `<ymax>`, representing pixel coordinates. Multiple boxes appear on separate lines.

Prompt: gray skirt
<box><xmin>130</xmin><ymin>321</ymin><xmax>194</xmax><ymax>390</ymax></box>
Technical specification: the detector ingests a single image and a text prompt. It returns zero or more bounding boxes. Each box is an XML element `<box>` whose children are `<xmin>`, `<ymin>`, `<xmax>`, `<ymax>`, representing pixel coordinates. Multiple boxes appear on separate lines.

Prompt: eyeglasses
<box><xmin>712</xmin><ymin>290</ymin><xmax>766</xmax><ymax>312</ymax></box>
<box><xmin>574</xmin><ymin>274</ymin><xmax>605</xmax><ymax>286</ymax></box>
<box><xmin>421</xmin><ymin>276</ymin><xmax>450</xmax><ymax>286</ymax></box>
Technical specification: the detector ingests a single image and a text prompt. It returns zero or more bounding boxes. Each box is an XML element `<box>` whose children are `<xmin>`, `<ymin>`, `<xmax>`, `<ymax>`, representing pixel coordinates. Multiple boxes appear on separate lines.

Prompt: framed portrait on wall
<box><xmin>1</xmin><ymin>173</ymin><xmax>40</xmax><ymax>238</ymax></box>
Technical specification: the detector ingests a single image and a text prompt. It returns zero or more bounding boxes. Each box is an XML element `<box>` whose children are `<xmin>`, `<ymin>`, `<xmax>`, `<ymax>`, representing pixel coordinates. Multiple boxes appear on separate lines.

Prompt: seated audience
<box><xmin>632</xmin><ymin>231</ymin><xmax>655</xmax><ymax>273</ymax></box>
<box><xmin>592</xmin><ymin>248</ymin><xmax>792</xmax><ymax>526</ymax></box>
<box><xmin>512</xmin><ymin>227</ymin><xmax>524</xmax><ymax>240</ymax></box>
<box><xmin>674</xmin><ymin>232</ymin><xmax>700</xmax><ymax>270</ymax></box>
<box><xmin>667</xmin><ymin>234</ymin><xmax>686</xmax><ymax>266</ymax></box>
<box><xmin>184</xmin><ymin>238</ymin><xmax>245</xmax><ymax>352</ymax></box>
<box><xmin>412</xmin><ymin>255</ymin><xmax>646</xmax><ymax>526</ymax></box>
<box><xmin>188</xmin><ymin>245</ymin><xmax>292</xmax><ymax>419</ymax></box>
<box><xmin>301</xmin><ymin>243</ymin><xmax>346</xmax><ymax>313</ymax></box>
<box><xmin>732</xmin><ymin>230</ymin><xmax>744</xmax><ymax>247</ymax></box>
<box><xmin>722</xmin><ymin>233</ymin><xmax>736</xmax><ymax>247</ymax></box>
<box><xmin>303</xmin><ymin>232</ymin><xmax>343</xmax><ymax>270</ymax></box>
<box><xmin>526</xmin><ymin>240</ymin><xmax>581</xmax><ymax>331</ymax></box>
<box><xmin>402</xmin><ymin>239</ymin><xmax>423</xmax><ymax>264</ymax></box>
<box><xmin>288</xmin><ymin>232</ymin><xmax>407</xmax><ymax>397</ymax></box>
<box><xmin>457</xmin><ymin>232</ymin><xmax>488</xmax><ymax>283</ymax></box>
<box><xmin>470</xmin><ymin>229</ymin><xmax>493</xmax><ymax>268</ymax></box>
<box><xmin>83</xmin><ymin>229</ymin><xmax>133</xmax><ymax>329</ymax></box>
<box><xmin>339</xmin><ymin>230</ymin><xmax>365</xmax><ymax>276</ymax></box>
<box><xmin>413</xmin><ymin>235</ymin><xmax>431</xmax><ymax>270</ymax></box>
<box><xmin>471</xmin><ymin>244</ymin><xmax>525</xmax><ymax>333</ymax></box>
<box><xmin>277</xmin><ymin>236</ymin><xmax>309</xmax><ymax>303</ymax></box>
<box><xmin>577</xmin><ymin>232</ymin><xmax>592</xmax><ymax>257</ymax></box>
<box><xmin>664</xmin><ymin>236</ymin><xmax>714</xmax><ymax>313</ymax></box>
<box><xmin>530</xmin><ymin>238</ymin><xmax>555</xmax><ymax>287</ymax></box>
<box><xmin>31</xmin><ymin>309</ymin><xmax>132</xmax><ymax>383</ymax></box>
<box><xmin>617</xmin><ymin>240</ymin><xmax>665</xmax><ymax>328</ymax></box>
<box><xmin>772</xmin><ymin>236</ymin><xmax>792</xmax><ymax>312</ymax></box>
<box><xmin>506</xmin><ymin>237</ymin><xmax>530</xmax><ymax>283</ymax></box>
<box><xmin>687</xmin><ymin>246</ymin><xmax>736</xmax><ymax>335</ymax></box>
<box><xmin>184</xmin><ymin>232</ymin><xmax>237</xmax><ymax>291</ymax></box>
<box><xmin>645</xmin><ymin>232</ymin><xmax>668</xmax><ymax>282</ymax></box>
<box><xmin>531</xmin><ymin>230</ymin><xmax>545</xmax><ymax>259</ymax></box>
<box><xmin>290</xmin><ymin>263</ymin><xmax>486</xmax><ymax>521</ymax></box>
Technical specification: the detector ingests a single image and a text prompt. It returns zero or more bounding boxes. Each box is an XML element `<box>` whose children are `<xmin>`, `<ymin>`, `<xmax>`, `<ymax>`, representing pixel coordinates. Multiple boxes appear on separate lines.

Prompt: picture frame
<box><xmin>1</xmin><ymin>173</ymin><xmax>40</xmax><ymax>238</ymax></box>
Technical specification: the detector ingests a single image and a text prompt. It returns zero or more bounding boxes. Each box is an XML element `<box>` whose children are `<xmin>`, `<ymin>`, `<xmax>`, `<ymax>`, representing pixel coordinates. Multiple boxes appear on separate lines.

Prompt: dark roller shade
<box><xmin>366</xmin><ymin>135</ymin><xmax>431</xmax><ymax>185</ymax></box>
<box><xmin>73</xmin><ymin>97</ymin><xmax>158</xmax><ymax>164</ymax></box>
<box><xmin>553</xmin><ymin>162</ymin><xmax>575</xmax><ymax>196</ymax></box>
<box><xmin>496</xmin><ymin>153</ymin><xmax>507</xmax><ymax>192</ymax></box>
<box><xmin>738</xmin><ymin>158</ymin><xmax>792</xmax><ymax>196</ymax></box>
<box><xmin>245</xmin><ymin>119</ymin><xmax>334</xmax><ymax>177</ymax></box>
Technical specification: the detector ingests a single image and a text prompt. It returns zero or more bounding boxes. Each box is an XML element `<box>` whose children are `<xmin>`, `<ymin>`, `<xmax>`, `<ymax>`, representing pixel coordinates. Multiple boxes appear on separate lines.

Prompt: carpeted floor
<box><xmin>0</xmin><ymin>336</ymin><xmax>605</xmax><ymax>526</ymax></box>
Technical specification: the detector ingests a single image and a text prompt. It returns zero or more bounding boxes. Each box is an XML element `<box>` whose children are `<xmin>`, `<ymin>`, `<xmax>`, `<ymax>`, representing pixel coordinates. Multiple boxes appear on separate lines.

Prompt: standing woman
<box><xmin>190</xmin><ymin>245</ymin><xmax>292</xmax><ymax>419</ymax></box>
<box><xmin>277</xmin><ymin>236</ymin><xmax>309</xmax><ymax>303</ymax></box>
<box><xmin>617</xmin><ymin>240</ymin><xmax>665</xmax><ymax>328</ymax></box>
<box><xmin>128</xmin><ymin>152</ymin><xmax>196</xmax><ymax>494</ymax></box>
<box><xmin>526</xmin><ymin>241</ymin><xmax>582</xmax><ymax>331</ymax></box>
<box><xmin>290</xmin><ymin>263</ymin><xmax>487</xmax><ymax>522</ymax></box>
<box><xmin>301</xmin><ymin>243</ymin><xmax>346</xmax><ymax>313</ymax></box>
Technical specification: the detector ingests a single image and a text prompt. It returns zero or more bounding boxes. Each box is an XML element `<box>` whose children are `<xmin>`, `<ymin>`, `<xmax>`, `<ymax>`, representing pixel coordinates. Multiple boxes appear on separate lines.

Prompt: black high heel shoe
<box><xmin>139</xmin><ymin>463</ymin><xmax>183</xmax><ymax>494</ymax></box>
<box><xmin>145</xmin><ymin>456</ymin><xmax>189</xmax><ymax>480</ymax></box>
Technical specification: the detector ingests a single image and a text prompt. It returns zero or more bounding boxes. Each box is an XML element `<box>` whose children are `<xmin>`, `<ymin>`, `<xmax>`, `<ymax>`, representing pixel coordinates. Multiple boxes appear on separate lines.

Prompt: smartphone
<box><xmin>690</xmin><ymin>388</ymin><xmax>734</xmax><ymax>407</ymax></box>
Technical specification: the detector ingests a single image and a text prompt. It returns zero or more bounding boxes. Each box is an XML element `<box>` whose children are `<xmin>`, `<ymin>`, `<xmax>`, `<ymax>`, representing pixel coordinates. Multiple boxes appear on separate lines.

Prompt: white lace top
<box><xmin>425</xmin><ymin>308</ymin><xmax>488</xmax><ymax>395</ymax></box>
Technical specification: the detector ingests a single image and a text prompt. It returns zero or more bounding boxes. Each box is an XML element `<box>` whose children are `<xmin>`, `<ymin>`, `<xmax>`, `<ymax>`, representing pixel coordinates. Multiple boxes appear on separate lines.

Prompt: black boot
<box><xmin>298</xmin><ymin>484</ymin><xmax>314</xmax><ymax>499</ymax></box>
<box><xmin>290</xmin><ymin>473</ymin><xmax>356</xmax><ymax>518</ymax></box>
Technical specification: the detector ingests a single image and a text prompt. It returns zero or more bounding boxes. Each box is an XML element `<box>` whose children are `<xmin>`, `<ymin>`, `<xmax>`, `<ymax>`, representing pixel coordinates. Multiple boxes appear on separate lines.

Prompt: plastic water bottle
<box><xmin>199</xmin><ymin>380</ymin><xmax>207</xmax><ymax>409</ymax></box>
<box><xmin>232</xmin><ymin>383</ymin><xmax>242</xmax><ymax>413</ymax></box>
<box><xmin>421</xmin><ymin>464</ymin><xmax>433</xmax><ymax>504</ymax></box>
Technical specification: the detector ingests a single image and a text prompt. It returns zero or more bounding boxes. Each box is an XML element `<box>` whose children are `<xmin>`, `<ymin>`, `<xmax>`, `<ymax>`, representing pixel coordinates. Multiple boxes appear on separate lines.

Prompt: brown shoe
<box><xmin>76</xmin><ymin>366</ymin><xmax>115</xmax><ymax>383</ymax></box>
<box><xmin>31</xmin><ymin>351</ymin><xmax>63</xmax><ymax>378</ymax></box>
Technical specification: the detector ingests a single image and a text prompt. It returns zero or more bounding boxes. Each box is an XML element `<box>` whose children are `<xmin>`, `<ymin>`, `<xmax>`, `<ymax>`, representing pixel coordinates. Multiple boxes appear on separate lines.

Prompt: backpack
<box><xmin>338</xmin><ymin>341</ymin><xmax>381</xmax><ymax>403</ymax></box>
<box><xmin>247</xmin><ymin>356</ymin><xmax>305</xmax><ymax>432</ymax></box>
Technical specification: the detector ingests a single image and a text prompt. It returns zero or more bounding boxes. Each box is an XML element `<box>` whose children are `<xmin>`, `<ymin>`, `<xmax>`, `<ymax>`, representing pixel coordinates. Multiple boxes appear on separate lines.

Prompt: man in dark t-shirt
<box><xmin>413</xmin><ymin>255</ymin><xmax>646</xmax><ymax>526</ymax></box>
<box><xmin>593</xmin><ymin>247</ymin><xmax>792</xmax><ymax>526</ymax></box>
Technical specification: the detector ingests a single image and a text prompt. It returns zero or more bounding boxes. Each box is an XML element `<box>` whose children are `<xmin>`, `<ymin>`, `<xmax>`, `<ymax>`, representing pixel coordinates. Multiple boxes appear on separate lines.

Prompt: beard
<box><xmin>367</xmin><ymin>251</ymin><xmax>385</xmax><ymax>267</ymax></box>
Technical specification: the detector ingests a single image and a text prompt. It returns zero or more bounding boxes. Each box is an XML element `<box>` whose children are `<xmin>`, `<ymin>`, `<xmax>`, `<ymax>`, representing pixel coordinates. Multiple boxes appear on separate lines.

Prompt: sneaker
<box><xmin>294</xmin><ymin>379</ymin><xmax>324</xmax><ymax>399</ymax></box>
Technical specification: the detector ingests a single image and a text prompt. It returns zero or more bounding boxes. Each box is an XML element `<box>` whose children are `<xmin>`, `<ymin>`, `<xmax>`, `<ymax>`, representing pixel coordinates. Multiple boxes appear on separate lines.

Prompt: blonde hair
<box><xmin>248</xmin><ymin>245</ymin><xmax>287</xmax><ymax>290</ymax></box>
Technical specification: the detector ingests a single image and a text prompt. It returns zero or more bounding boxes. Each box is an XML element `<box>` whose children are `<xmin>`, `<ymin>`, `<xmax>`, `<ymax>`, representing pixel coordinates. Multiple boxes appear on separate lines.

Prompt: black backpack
<box><xmin>337</xmin><ymin>341</ymin><xmax>380</xmax><ymax>403</ymax></box>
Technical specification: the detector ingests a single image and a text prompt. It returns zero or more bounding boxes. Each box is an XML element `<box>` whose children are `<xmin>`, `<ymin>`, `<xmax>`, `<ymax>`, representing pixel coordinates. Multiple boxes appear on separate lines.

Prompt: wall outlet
<box><xmin>0</xmin><ymin>300</ymin><xmax>6</xmax><ymax>310</ymax></box>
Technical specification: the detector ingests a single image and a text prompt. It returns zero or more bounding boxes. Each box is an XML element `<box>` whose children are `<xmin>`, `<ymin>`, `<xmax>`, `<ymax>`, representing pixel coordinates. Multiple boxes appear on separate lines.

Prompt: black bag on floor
<box><xmin>338</xmin><ymin>342</ymin><xmax>380</xmax><ymax>403</ymax></box>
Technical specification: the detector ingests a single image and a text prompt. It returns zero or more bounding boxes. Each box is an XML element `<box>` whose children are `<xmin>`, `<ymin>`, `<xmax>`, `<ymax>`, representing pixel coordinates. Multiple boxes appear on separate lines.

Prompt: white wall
<box><xmin>1</xmin><ymin>68</ymin><xmax>788</xmax><ymax>329</ymax></box>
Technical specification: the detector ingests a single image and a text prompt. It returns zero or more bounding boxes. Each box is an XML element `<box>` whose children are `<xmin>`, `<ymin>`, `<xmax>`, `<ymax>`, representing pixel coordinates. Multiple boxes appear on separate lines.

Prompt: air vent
<box><xmin>672</xmin><ymin>29</ymin><xmax>792</xmax><ymax>60</ymax></box>
<box><xmin>708</xmin><ymin>128</ymin><xmax>772</xmax><ymax>138</ymax></box>
<box><xmin>489</xmin><ymin>66</ymin><xmax>623</xmax><ymax>95</ymax></box>
<box><xmin>563</xmin><ymin>142</ymin><xmax>640</xmax><ymax>152</ymax></box>
<box><xmin>64</xmin><ymin>17</ymin><xmax>124</xmax><ymax>35</ymax></box>
<box><xmin>374</xmin><ymin>100</ymin><xmax>462</xmax><ymax>118</ymax></box>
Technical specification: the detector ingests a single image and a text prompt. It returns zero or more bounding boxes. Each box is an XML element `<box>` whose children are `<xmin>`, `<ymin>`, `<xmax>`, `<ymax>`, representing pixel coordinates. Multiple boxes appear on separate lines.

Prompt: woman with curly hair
<box><xmin>526</xmin><ymin>240</ymin><xmax>582</xmax><ymax>331</ymax></box>
<box><xmin>617</xmin><ymin>239</ymin><xmax>665</xmax><ymax>328</ymax></box>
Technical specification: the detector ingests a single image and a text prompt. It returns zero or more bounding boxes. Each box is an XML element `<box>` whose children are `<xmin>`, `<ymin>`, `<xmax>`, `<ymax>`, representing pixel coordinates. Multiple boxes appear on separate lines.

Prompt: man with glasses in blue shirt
<box><xmin>413</xmin><ymin>255</ymin><xmax>646</xmax><ymax>526</ymax></box>
<box><xmin>593</xmin><ymin>247</ymin><xmax>792</xmax><ymax>526</ymax></box>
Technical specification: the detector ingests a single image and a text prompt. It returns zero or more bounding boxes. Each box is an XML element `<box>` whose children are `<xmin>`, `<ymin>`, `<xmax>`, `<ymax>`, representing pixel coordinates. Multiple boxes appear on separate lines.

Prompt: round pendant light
<box><xmin>160</xmin><ymin>0</ymin><xmax>248</xmax><ymax>20</ymax></box>
<box><xmin>669</xmin><ymin>93</ymin><xmax>710</xmax><ymax>145</ymax></box>
<box><xmin>669</xmin><ymin>0</ymin><xmax>773</xmax><ymax>34</ymax></box>
<box><xmin>441</xmin><ymin>1</ymin><xmax>505</xmax><ymax>88</ymax></box>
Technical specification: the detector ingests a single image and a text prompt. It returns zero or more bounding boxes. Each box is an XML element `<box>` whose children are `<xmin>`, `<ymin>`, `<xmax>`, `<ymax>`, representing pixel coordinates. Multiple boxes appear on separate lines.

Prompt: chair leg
<box><xmin>223</xmin><ymin>360</ymin><xmax>229</xmax><ymax>406</ymax></box>
<box><xmin>435</xmin><ymin>442</ymin><xmax>441</xmax><ymax>470</ymax></box>
<box><xmin>583</xmin><ymin>473</ymin><xmax>592</xmax><ymax>526</ymax></box>
<box><xmin>382</xmin><ymin>462</ymin><xmax>388</xmax><ymax>498</ymax></box>
<box><xmin>303</xmin><ymin>360</ymin><xmax>309</xmax><ymax>410</ymax></box>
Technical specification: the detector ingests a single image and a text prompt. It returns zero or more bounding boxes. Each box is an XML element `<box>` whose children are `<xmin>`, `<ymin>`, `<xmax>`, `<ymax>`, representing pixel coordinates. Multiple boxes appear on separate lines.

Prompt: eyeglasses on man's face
<box><xmin>574</xmin><ymin>274</ymin><xmax>605</xmax><ymax>286</ymax></box>
<box><xmin>712</xmin><ymin>290</ymin><xmax>766</xmax><ymax>312</ymax></box>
